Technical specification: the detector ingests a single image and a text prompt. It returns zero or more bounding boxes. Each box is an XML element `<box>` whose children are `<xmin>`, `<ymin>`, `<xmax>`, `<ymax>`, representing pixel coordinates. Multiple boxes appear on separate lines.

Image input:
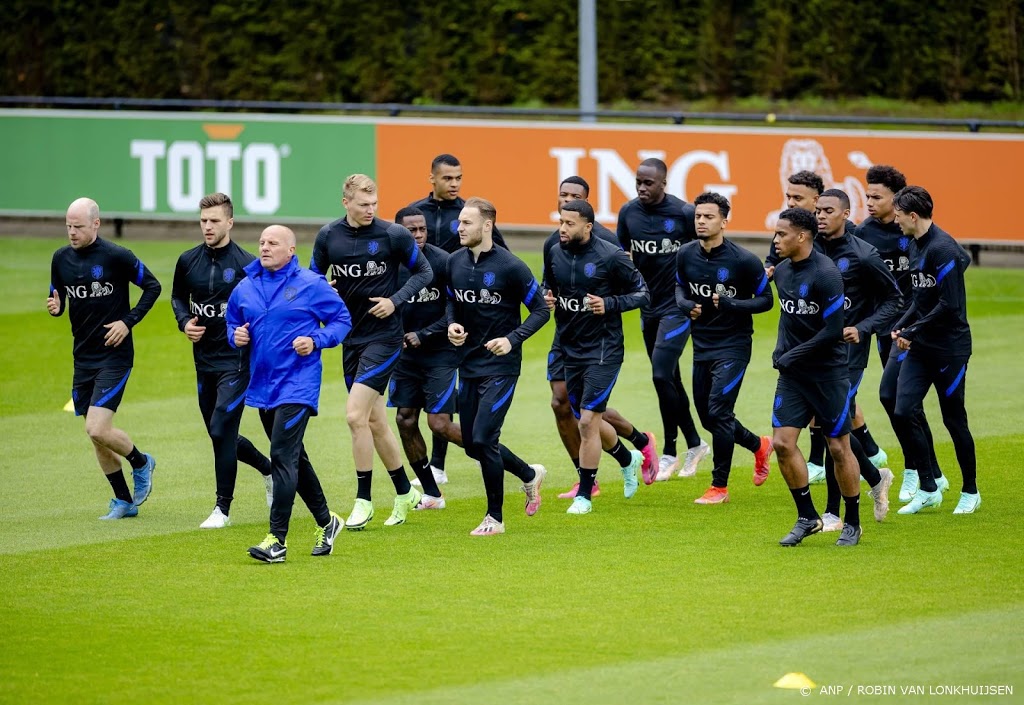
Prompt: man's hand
<box><xmin>585</xmin><ymin>294</ymin><xmax>606</xmax><ymax>315</ymax></box>
<box><xmin>368</xmin><ymin>297</ymin><xmax>396</xmax><ymax>318</ymax></box>
<box><xmin>234</xmin><ymin>322</ymin><xmax>250</xmax><ymax>347</ymax></box>
<box><xmin>689</xmin><ymin>303</ymin><xmax>702</xmax><ymax>321</ymax></box>
<box><xmin>103</xmin><ymin>320</ymin><xmax>129</xmax><ymax>347</ymax></box>
<box><xmin>448</xmin><ymin>323</ymin><xmax>467</xmax><ymax>346</ymax></box>
<box><xmin>485</xmin><ymin>337</ymin><xmax>512</xmax><ymax>356</ymax></box>
<box><xmin>896</xmin><ymin>336</ymin><xmax>911</xmax><ymax>351</ymax></box>
<box><xmin>712</xmin><ymin>293</ymin><xmax>722</xmax><ymax>309</ymax></box>
<box><xmin>184</xmin><ymin>316</ymin><xmax>207</xmax><ymax>342</ymax></box>
<box><xmin>404</xmin><ymin>331</ymin><xmax>421</xmax><ymax>349</ymax></box>
<box><xmin>46</xmin><ymin>289</ymin><xmax>60</xmax><ymax>315</ymax></box>
<box><xmin>843</xmin><ymin>326</ymin><xmax>861</xmax><ymax>344</ymax></box>
<box><xmin>292</xmin><ymin>336</ymin><xmax>315</xmax><ymax>356</ymax></box>
<box><xmin>544</xmin><ymin>289</ymin><xmax>555</xmax><ymax>311</ymax></box>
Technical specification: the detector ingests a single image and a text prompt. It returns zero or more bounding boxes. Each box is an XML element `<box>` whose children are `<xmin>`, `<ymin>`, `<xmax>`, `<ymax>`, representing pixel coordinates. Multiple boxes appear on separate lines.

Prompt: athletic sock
<box><xmin>570</xmin><ymin>457</ymin><xmax>580</xmax><ymax>472</ymax></box>
<box><xmin>411</xmin><ymin>457</ymin><xmax>441</xmax><ymax>497</ymax></box>
<box><xmin>852</xmin><ymin>424</ymin><xmax>880</xmax><ymax>458</ymax></box>
<box><xmin>790</xmin><ymin>485</ymin><xmax>818</xmax><ymax>520</ymax></box>
<box><xmin>625</xmin><ymin>427</ymin><xmax>648</xmax><ymax>450</ymax></box>
<box><xmin>663</xmin><ymin>441</ymin><xmax>677</xmax><ymax>457</ymax></box>
<box><xmin>843</xmin><ymin>493</ymin><xmax>861</xmax><ymax>527</ymax></box>
<box><xmin>606</xmin><ymin>440</ymin><xmax>632</xmax><ymax>467</ymax></box>
<box><xmin>849</xmin><ymin>434</ymin><xmax>881</xmax><ymax>486</ymax></box>
<box><xmin>107</xmin><ymin>470</ymin><xmax>133</xmax><ymax>504</ymax></box>
<box><xmin>388</xmin><ymin>466</ymin><xmax>412</xmax><ymax>496</ymax></box>
<box><xmin>356</xmin><ymin>470</ymin><xmax>373</xmax><ymax>501</ymax></box>
<box><xmin>824</xmin><ymin>458</ymin><xmax>841</xmax><ymax>516</ymax></box>
<box><xmin>125</xmin><ymin>446</ymin><xmax>147</xmax><ymax>470</ymax></box>
<box><xmin>259</xmin><ymin>457</ymin><xmax>272</xmax><ymax>476</ymax></box>
<box><xmin>577</xmin><ymin>467</ymin><xmax>598</xmax><ymax>499</ymax></box>
<box><xmin>808</xmin><ymin>427</ymin><xmax>825</xmax><ymax>467</ymax></box>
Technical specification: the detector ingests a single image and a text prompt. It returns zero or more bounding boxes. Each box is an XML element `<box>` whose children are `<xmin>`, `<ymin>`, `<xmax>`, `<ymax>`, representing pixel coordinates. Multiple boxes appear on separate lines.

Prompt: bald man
<box><xmin>49</xmin><ymin>197</ymin><xmax>162</xmax><ymax>520</ymax></box>
<box><xmin>227</xmin><ymin>225</ymin><xmax>353</xmax><ymax>563</ymax></box>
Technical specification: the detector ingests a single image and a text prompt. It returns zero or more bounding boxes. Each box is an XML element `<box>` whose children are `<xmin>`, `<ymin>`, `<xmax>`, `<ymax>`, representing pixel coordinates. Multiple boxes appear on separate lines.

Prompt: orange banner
<box><xmin>377</xmin><ymin>120</ymin><xmax>1024</xmax><ymax>241</ymax></box>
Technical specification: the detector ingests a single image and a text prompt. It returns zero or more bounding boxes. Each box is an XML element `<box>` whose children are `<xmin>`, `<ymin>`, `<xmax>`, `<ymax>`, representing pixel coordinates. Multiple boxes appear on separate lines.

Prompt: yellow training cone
<box><xmin>63</xmin><ymin>399</ymin><xmax>75</xmax><ymax>412</ymax></box>
<box><xmin>774</xmin><ymin>673</ymin><xmax>816</xmax><ymax>690</ymax></box>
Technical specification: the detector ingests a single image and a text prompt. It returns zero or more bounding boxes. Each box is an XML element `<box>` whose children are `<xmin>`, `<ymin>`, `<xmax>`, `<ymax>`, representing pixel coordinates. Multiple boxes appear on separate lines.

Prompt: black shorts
<box><xmin>772</xmin><ymin>373</ymin><xmax>852</xmax><ymax>438</ymax></box>
<box><xmin>72</xmin><ymin>366</ymin><xmax>132</xmax><ymax>417</ymax></box>
<box><xmin>343</xmin><ymin>341</ymin><xmax>402</xmax><ymax>394</ymax></box>
<box><xmin>564</xmin><ymin>362</ymin><xmax>621</xmax><ymax>418</ymax></box>
<box><xmin>642</xmin><ymin>313</ymin><xmax>691</xmax><ymax>358</ymax></box>
<box><xmin>547</xmin><ymin>344</ymin><xmax>566</xmax><ymax>383</ymax></box>
<box><xmin>846</xmin><ymin>366</ymin><xmax>866</xmax><ymax>411</ymax></box>
<box><xmin>387</xmin><ymin>354</ymin><xmax>459</xmax><ymax>414</ymax></box>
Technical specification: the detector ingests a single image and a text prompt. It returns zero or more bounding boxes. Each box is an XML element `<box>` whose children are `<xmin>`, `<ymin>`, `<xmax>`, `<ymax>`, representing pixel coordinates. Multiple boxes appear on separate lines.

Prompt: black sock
<box><xmin>577</xmin><ymin>467</ymin><xmax>598</xmax><ymax>498</ymax></box>
<box><xmin>570</xmin><ymin>457</ymin><xmax>580</xmax><ymax>473</ymax></box>
<box><xmin>216</xmin><ymin>495</ymin><xmax>232</xmax><ymax>514</ymax></box>
<box><xmin>852</xmin><ymin>425</ymin><xmax>880</xmax><ymax>458</ymax></box>
<box><xmin>606</xmin><ymin>440</ymin><xmax>633</xmax><ymax>467</ymax></box>
<box><xmin>663</xmin><ymin>440</ymin><xmax>677</xmax><ymax>457</ymax></box>
<box><xmin>824</xmin><ymin>458</ymin><xmax>841</xmax><ymax>516</ymax></box>
<box><xmin>411</xmin><ymin>458</ymin><xmax>441</xmax><ymax>497</ymax></box>
<box><xmin>808</xmin><ymin>427</ymin><xmax>825</xmax><ymax>467</ymax></box>
<box><xmin>356</xmin><ymin>470</ymin><xmax>373</xmax><ymax>501</ymax></box>
<box><xmin>790</xmin><ymin>485</ymin><xmax>818</xmax><ymax>520</ymax></box>
<box><xmin>107</xmin><ymin>471</ymin><xmax>133</xmax><ymax>503</ymax></box>
<box><xmin>626</xmin><ymin>427</ymin><xmax>648</xmax><ymax>450</ymax></box>
<box><xmin>125</xmin><ymin>446</ymin><xmax>147</xmax><ymax>470</ymax></box>
<box><xmin>388</xmin><ymin>467</ymin><xmax>412</xmax><ymax>495</ymax></box>
<box><xmin>843</xmin><ymin>493</ymin><xmax>860</xmax><ymax>527</ymax></box>
<box><xmin>259</xmin><ymin>457</ymin><xmax>272</xmax><ymax>476</ymax></box>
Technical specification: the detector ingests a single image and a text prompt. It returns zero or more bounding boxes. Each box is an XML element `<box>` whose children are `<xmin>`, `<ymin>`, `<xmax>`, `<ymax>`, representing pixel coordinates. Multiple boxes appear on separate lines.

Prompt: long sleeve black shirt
<box><xmin>397</xmin><ymin>243</ymin><xmax>455</xmax><ymax>357</ymax></box>
<box><xmin>772</xmin><ymin>251</ymin><xmax>847</xmax><ymax>380</ymax></box>
<box><xmin>311</xmin><ymin>217</ymin><xmax>433</xmax><ymax>345</ymax></box>
<box><xmin>171</xmin><ymin>241</ymin><xmax>256</xmax><ymax>373</ymax></box>
<box><xmin>407</xmin><ymin>193</ymin><xmax>508</xmax><ymax>253</ymax></box>
<box><xmin>49</xmin><ymin>237</ymin><xmax>162</xmax><ymax>369</ymax></box>
<box><xmin>544</xmin><ymin>235</ymin><xmax>649</xmax><ymax>365</ymax></box>
<box><xmin>446</xmin><ymin>246</ymin><xmax>550</xmax><ymax>378</ymax></box>
<box><xmin>616</xmin><ymin>195</ymin><xmax>696</xmax><ymax>316</ymax></box>
<box><xmin>674</xmin><ymin>239</ymin><xmax>773</xmax><ymax>363</ymax></box>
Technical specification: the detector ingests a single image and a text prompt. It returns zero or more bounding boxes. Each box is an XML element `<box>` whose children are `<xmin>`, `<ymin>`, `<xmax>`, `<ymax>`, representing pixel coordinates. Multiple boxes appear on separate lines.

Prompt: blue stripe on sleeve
<box><xmin>936</xmin><ymin>259</ymin><xmax>956</xmax><ymax>284</ymax></box>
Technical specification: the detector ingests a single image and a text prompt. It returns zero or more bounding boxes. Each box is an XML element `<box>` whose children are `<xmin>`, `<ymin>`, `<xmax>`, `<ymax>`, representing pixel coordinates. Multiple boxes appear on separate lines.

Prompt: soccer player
<box><xmin>171</xmin><ymin>193</ymin><xmax>273</xmax><ymax>528</ymax></box>
<box><xmin>48</xmin><ymin>197</ymin><xmax>160</xmax><ymax>520</ymax></box>
<box><xmin>889</xmin><ymin>187</ymin><xmax>979</xmax><ymax>515</ymax></box>
<box><xmin>674</xmin><ymin>192</ymin><xmax>775</xmax><ymax>504</ymax></box>
<box><xmin>814</xmin><ymin>189</ymin><xmax>901</xmax><ymax>529</ymax></box>
<box><xmin>763</xmin><ymin>170</ymin><xmax>825</xmax><ymax>274</ymax></box>
<box><xmin>544</xmin><ymin>177</ymin><xmax>658</xmax><ymax>497</ymax></box>
<box><xmin>617</xmin><ymin>158</ymin><xmax>708</xmax><ymax>480</ymax></box>
<box><xmin>228</xmin><ymin>225</ymin><xmax>351</xmax><ymax>562</ymax></box>
<box><xmin>447</xmin><ymin>197</ymin><xmax>550</xmax><ymax>535</ymax></box>
<box><xmin>312</xmin><ymin>175</ymin><xmax>434</xmax><ymax>530</ymax></box>
<box><xmin>858</xmin><ymin>165</ymin><xmax>944</xmax><ymax>500</ymax></box>
<box><xmin>769</xmin><ymin>208</ymin><xmax>864</xmax><ymax>547</ymax></box>
<box><xmin>390</xmin><ymin>206</ymin><xmax>461</xmax><ymax>509</ymax></box>
<box><xmin>544</xmin><ymin>199</ymin><xmax>649</xmax><ymax>514</ymax></box>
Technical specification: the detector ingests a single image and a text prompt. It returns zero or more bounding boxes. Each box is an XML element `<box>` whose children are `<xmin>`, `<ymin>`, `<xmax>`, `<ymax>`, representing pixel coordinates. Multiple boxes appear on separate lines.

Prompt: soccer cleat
<box><xmin>952</xmin><ymin>491</ymin><xmax>981</xmax><ymax>515</ymax></box>
<box><xmin>898</xmin><ymin>469</ymin><xmax>920</xmax><ymax>502</ymax></box>
<box><xmin>200</xmin><ymin>506</ymin><xmax>231</xmax><ymax>529</ymax></box>
<box><xmin>897</xmin><ymin>488</ymin><xmax>942</xmax><ymax>515</ymax></box>
<box><xmin>867</xmin><ymin>447</ymin><xmax>888</xmax><ymax>470</ymax></box>
<box><xmin>935</xmin><ymin>474</ymin><xmax>950</xmax><ymax>494</ymax></box>
<box><xmin>384</xmin><ymin>488</ymin><xmax>422</xmax><ymax>526</ymax></box>
<box><xmin>415</xmin><ymin>495</ymin><xmax>446</xmax><ymax>510</ymax></box>
<box><xmin>694</xmin><ymin>486</ymin><xmax>729</xmax><ymax>505</ymax></box>
<box><xmin>655</xmin><ymin>455</ymin><xmax>678</xmax><ymax>481</ymax></box>
<box><xmin>566</xmin><ymin>496</ymin><xmax>593</xmax><ymax>514</ymax></box>
<box><xmin>835</xmin><ymin>523</ymin><xmax>862</xmax><ymax>546</ymax></box>
<box><xmin>522</xmin><ymin>465</ymin><xmax>546</xmax><ymax>516</ymax></box>
<box><xmin>264</xmin><ymin>474</ymin><xmax>274</xmax><ymax>509</ymax></box>
<box><xmin>679</xmin><ymin>440</ymin><xmax>710</xmax><ymax>477</ymax></box>
<box><xmin>99</xmin><ymin>498</ymin><xmax>138</xmax><ymax>520</ymax></box>
<box><xmin>806</xmin><ymin>462</ymin><xmax>826</xmax><ymax>485</ymax></box>
<box><xmin>345</xmin><ymin>498</ymin><xmax>374</xmax><ymax>530</ymax></box>
<box><xmin>248</xmin><ymin>533</ymin><xmax>286</xmax><ymax>563</ymax></box>
<box><xmin>469</xmin><ymin>515</ymin><xmax>505</xmax><ymax>536</ymax></box>
<box><xmin>311</xmin><ymin>512</ymin><xmax>343</xmax><ymax>556</ymax></box>
<box><xmin>640</xmin><ymin>431</ymin><xmax>658</xmax><ymax>484</ymax></box>
<box><xmin>753</xmin><ymin>436</ymin><xmax>773</xmax><ymax>486</ymax></box>
<box><xmin>621</xmin><ymin>451</ymin><xmax>642</xmax><ymax>499</ymax></box>
<box><xmin>821</xmin><ymin>512</ymin><xmax>843</xmax><ymax>532</ymax></box>
<box><xmin>558</xmin><ymin>481</ymin><xmax>601</xmax><ymax>499</ymax></box>
<box><xmin>779</xmin><ymin>516</ymin><xmax>823</xmax><ymax>546</ymax></box>
<box><xmin>132</xmin><ymin>453</ymin><xmax>156</xmax><ymax>506</ymax></box>
<box><xmin>870</xmin><ymin>468</ymin><xmax>894</xmax><ymax>522</ymax></box>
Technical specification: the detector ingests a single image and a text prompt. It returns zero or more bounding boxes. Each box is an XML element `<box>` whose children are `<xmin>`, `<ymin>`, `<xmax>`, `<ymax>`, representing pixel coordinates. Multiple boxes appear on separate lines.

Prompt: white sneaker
<box><xmin>870</xmin><ymin>468</ymin><xmax>894</xmax><ymax>522</ymax></box>
<box><xmin>821</xmin><ymin>512</ymin><xmax>843</xmax><ymax>532</ymax></box>
<box><xmin>200</xmin><ymin>506</ymin><xmax>231</xmax><ymax>529</ymax></box>
<box><xmin>656</xmin><ymin>455</ymin><xmax>678</xmax><ymax>481</ymax></box>
<box><xmin>807</xmin><ymin>462</ymin><xmax>826</xmax><ymax>484</ymax></box>
<box><xmin>415</xmin><ymin>495</ymin><xmax>446</xmax><ymax>510</ymax></box>
<box><xmin>431</xmin><ymin>465</ymin><xmax>449</xmax><ymax>485</ymax></box>
<box><xmin>264</xmin><ymin>474</ymin><xmax>274</xmax><ymax>508</ymax></box>
<box><xmin>679</xmin><ymin>440</ymin><xmax>710</xmax><ymax>477</ymax></box>
<box><xmin>469</xmin><ymin>515</ymin><xmax>505</xmax><ymax>536</ymax></box>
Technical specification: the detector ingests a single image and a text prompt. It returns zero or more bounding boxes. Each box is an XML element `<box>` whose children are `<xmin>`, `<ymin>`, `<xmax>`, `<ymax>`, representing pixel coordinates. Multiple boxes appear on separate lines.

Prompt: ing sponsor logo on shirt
<box><xmin>556</xmin><ymin>295</ymin><xmax>593</xmax><ymax>313</ymax></box>
<box><xmin>328</xmin><ymin>262</ymin><xmax>388</xmax><ymax>279</ymax></box>
<box><xmin>64</xmin><ymin>282</ymin><xmax>114</xmax><ymax>299</ymax></box>
<box><xmin>631</xmin><ymin>238</ymin><xmax>682</xmax><ymax>255</ymax></box>
<box><xmin>688</xmin><ymin>282</ymin><xmax>736</xmax><ymax>299</ymax></box>
<box><xmin>911</xmin><ymin>272</ymin><xmax>937</xmax><ymax>288</ymax></box>
<box><xmin>451</xmin><ymin>288</ymin><xmax>502</xmax><ymax>305</ymax></box>
<box><xmin>407</xmin><ymin>287</ymin><xmax>441</xmax><ymax>303</ymax></box>
<box><xmin>779</xmin><ymin>298</ymin><xmax>820</xmax><ymax>315</ymax></box>
<box><xmin>190</xmin><ymin>300</ymin><xmax>228</xmax><ymax>318</ymax></box>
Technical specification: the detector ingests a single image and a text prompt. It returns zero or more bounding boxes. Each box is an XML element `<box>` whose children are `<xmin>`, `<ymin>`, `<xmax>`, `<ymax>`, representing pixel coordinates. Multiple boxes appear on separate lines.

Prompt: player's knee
<box><xmin>550</xmin><ymin>395</ymin><xmax>572</xmax><ymax>419</ymax></box>
<box><xmin>425</xmin><ymin>414</ymin><xmax>449</xmax><ymax>437</ymax></box>
<box><xmin>345</xmin><ymin>407</ymin><xmax>370</xmax><ymax>431</ymax></box>
<box><xmin>772</xmin><ymin>434</ymin><xmax>797</xmax><ymax>457</ymax></box>
<box><xmin>395</xmin><ymin>409</ymin><xmax>417</xmax><ymax>434</ymax></box>
<box><xmin>84</xmin><ymin>417</ymin><xmax>109</xmax><ymax>443</ymax></box>
<box><xmin>464</xmin><ymin>443</ymin><xmax>483</xmax><ymax>461</ymax></box>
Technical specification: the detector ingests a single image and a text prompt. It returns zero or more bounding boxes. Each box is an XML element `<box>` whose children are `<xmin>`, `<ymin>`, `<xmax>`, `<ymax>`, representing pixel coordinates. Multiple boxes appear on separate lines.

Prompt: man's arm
<box><xmin>718</xmin><ymin>257</ymin><xmax>774</xmax><ymax>314</ymax></box>
<box><xmin>774</xmin><ymin>269</ymin><xmax>844</xmax><ymax>369</ymax></box>
<box><xmin>225</xmin><ymin>287</ymin><xmax>245</xmax><ymax>349</ymax></box>
<box><xmin>309</xmin><ymin>226</ymin><xmax>330</xmax><ymax>276</ymax></box>
<box><xmin>855</xmin><ymin>250</ymin><xmax>903</xmax><ymax>338</ymax></box>
<box><xmin>604</xmin><ymin>249</ymin><xmax>649</xmax><ymax>313</ymax></box>
<box><xmin>674</xmin><ymin>251</ymin><xmax>698</xmax><ymax>314</ymax></box>
<box><xmin>48</xmin><ymin>252</ymin><xmax>66</xmax><ymax>317</ymax></box>
<box><xmin>310</xmin><ymin>278</ymin><xmax>353</xmax><ymax>350</ymax></box>
<box><xmin>506</xmin><ymin>263</ymin><xmax>550</xmax><ymax>349</ymax></box>
<box><xmin>899</xmin><ymin>240</ymin><xmax>966</xmax><ymax>342</ymax></box>
<box><xmin>170</xmin><ymin>254</ymin><xmax>193</xmax><ymax>331</ymax></box>
<box><xmin>388</xmin><ymin>227</ymin><xmax>433</xmax><ymax>306</ymax></box>
<box><xmin>122</xmin><ymin>252</ymin><xmax>162</xmax><ymax>329</ymax></box>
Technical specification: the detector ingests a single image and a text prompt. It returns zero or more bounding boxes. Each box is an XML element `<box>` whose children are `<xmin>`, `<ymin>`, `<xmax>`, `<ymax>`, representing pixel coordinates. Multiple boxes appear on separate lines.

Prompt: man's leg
<box><xmin>396</xmin><ymin>406</ymin><xmax>442</xmax><ymax>499</ymax></box>
<box><xmin>931</xmin><ymin>358</ymin><xmax>979</xmax><ymax>512</ymax></box>
<box><xmin>204</xmin><ymin>370</ymin><xmax>252</xmax><ymax>521</ymax></box>
<box><xmin>551</xmin><ymin>379</ymin><xmax>582</xmax><ymax>470</ymax></box>
<box><xmin>893</xmin><ymin>353</ymin><xmax>943</xmax><ymax>515</ymax></box>
<box><xmin>771</xmin><ymin>375</ymin><xmax>822</xmax><ymax>546</ymax></box>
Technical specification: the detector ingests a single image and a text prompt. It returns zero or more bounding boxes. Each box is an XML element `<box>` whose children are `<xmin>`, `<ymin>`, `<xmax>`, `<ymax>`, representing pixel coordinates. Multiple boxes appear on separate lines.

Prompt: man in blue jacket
<box><xmin>227</xmin><ymin>225</ymin><xmax>352</xmax><ymax>563</ymax></box>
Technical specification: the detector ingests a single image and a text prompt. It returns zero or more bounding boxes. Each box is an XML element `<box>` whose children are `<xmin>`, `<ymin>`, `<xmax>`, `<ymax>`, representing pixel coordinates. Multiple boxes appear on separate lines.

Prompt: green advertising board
<box><xmin>0</xmin><ymin>110</ymin><xmax>376</xmax><ymax>222</ymax></box>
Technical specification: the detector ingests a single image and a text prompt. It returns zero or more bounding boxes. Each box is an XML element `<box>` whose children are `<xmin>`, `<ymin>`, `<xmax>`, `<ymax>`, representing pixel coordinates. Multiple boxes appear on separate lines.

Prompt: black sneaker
<box><xmin>779</xmin><ymin>516</ymin><xmax>823</xmax><ymax>547</ymax></box>
<box><xmin>835</xmin><ymin>523</ymin><xmax>862</xmax><ymax>546</ymax></box>
<box><xmin>249</xmin><ymin>534</ymin><xmax>287</xmax><ymax>563</ymax></box>
<box><xmin>311</xmin><ymin>512</ymin><xmax>343</xmax><ymax>556</ymax></box>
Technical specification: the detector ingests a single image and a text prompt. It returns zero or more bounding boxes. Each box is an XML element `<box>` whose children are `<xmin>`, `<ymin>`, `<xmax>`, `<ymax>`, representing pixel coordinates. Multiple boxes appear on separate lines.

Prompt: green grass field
<box><xmin>1</xmin><ymin>236</ymin><xmax>1022</xmax><ymax>704</ymax></box>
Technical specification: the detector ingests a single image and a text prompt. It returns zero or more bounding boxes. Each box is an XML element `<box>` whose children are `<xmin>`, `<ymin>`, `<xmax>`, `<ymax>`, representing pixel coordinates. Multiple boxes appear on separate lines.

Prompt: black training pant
<box><xmin>692</xmin><ymin>360</ymin><xmax>760</xmax><ymax>488</ymax></box>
